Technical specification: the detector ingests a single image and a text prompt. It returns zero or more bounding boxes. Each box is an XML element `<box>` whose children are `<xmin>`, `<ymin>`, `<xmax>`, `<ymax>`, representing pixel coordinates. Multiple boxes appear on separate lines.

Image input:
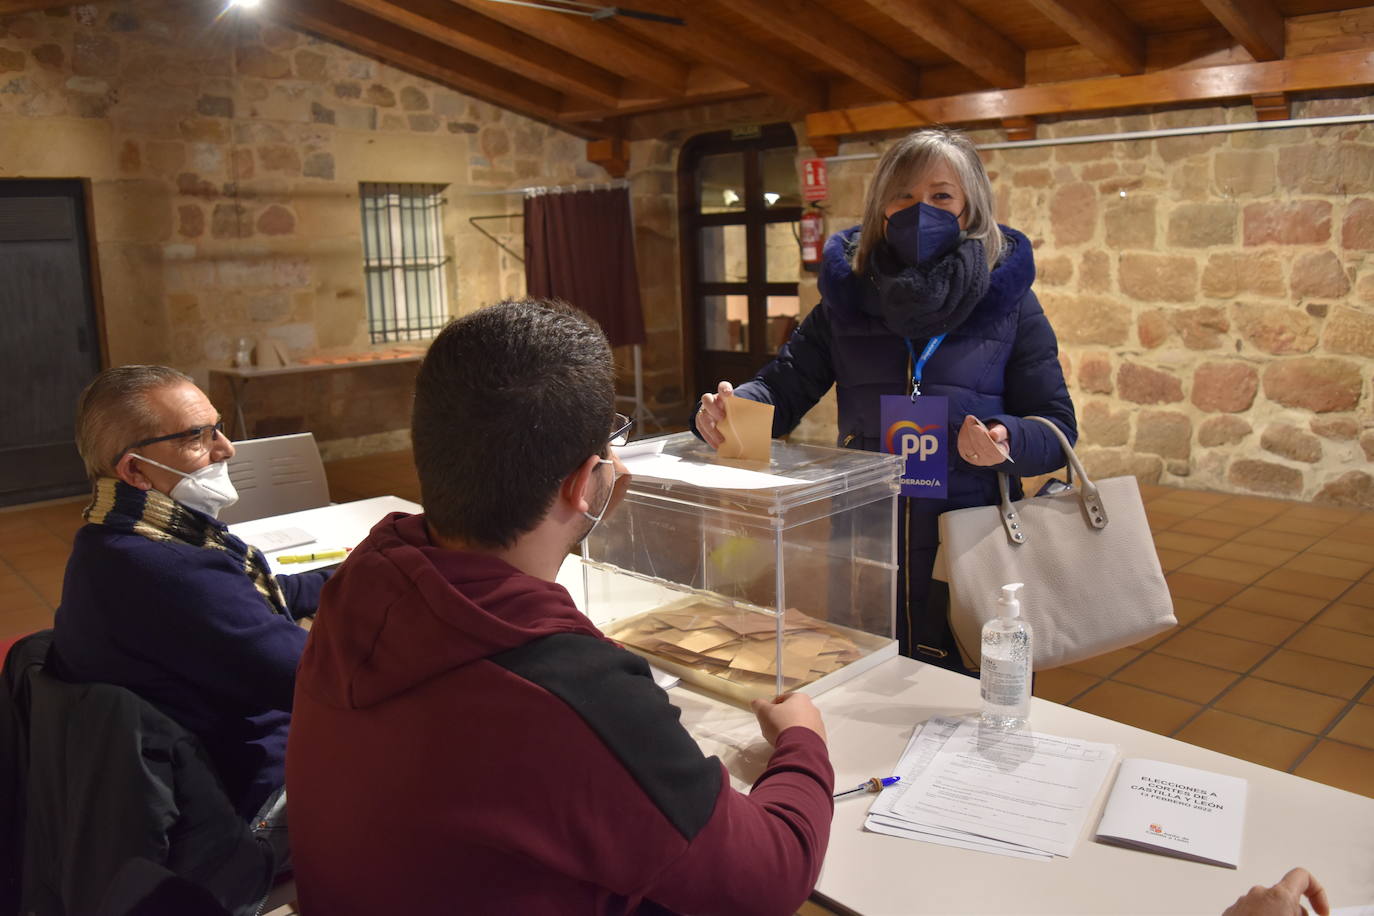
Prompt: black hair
<box><xmin>412</xmin><ymin>298</ymin><xmax>614</xmax><ymax>548</ymax></box>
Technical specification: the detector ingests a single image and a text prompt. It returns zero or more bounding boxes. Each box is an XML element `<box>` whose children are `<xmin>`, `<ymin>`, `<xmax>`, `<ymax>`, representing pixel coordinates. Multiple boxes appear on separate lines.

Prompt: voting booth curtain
<box><xmin>523</xmin><ymin>187</ymin><xmax>646</xmax><ymax>349</ymax></box>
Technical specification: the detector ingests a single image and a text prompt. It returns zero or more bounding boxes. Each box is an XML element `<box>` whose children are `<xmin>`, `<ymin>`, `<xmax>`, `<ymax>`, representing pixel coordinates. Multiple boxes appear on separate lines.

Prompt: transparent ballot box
<box><xmin>573</xmin><ymin>432</ymin><xmax>903</xmax><ymax>705</ymax></box>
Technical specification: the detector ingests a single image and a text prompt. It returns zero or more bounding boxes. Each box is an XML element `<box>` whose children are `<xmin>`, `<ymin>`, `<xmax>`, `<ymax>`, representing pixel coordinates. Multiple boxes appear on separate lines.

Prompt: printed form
<box><xmin>868</xmin><ymin>717</ymin><xmax>1117</xmax><ymax>859</ymax></box>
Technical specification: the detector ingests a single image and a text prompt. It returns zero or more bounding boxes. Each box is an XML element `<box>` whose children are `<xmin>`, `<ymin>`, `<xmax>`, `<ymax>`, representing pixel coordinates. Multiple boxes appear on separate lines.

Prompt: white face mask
<box><xmin>131</xmin><ymin>453</ymin><xmax>239</xmax><ymax>518</ymax></box>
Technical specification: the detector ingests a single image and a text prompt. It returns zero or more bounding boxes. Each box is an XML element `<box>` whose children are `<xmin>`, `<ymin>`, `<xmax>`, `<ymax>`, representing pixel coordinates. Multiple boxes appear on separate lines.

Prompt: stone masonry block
<box><xmin>1199</xmin><ymin>415</ymin><xmax>1251</xmax><ymax>447</ymax></box>
<box><xmin>1191</xmin><ymin>360</ymin><xmax>1258</xmax><ymax>412</ymax></box>
<box><xmin>1309</xmin><ymin>418</ymin><xmax>1358</xmax><ymax>440</ymax></box>
<box><xmin>1262</xmin><ymin>358</ymin><xmax>1363</xmax><ymax>413</ymax></box>
<box><xmin>1315</xmin><ymin>471</ymin><xmax>1374</xmax><ymax>509</ymax></box>
<box><xmin>1119</xmin><ymin>253</ymin><xmax>1198</xmax><ymax>302</ymax></box>
<box><xmin>1344</xmin><ymin>198</ymin><xmax>1374</xmax><ymax>250</ymax></box>
<box><xmin>1103</xmin><ymin>195</ymin><xmax>1156</xmax><ymax>249</ymax></box>
<box><xmin>1172</xmin><ymin>306</ymin><xmax>1229</xmax><ymax>350</ymax></box>
<box><xmin>1244</xmin><ymin>200</ymin><xmax>1332</xmax><ymax>246</ymax></box>
<box><xmin>1117</xmin><ymin>362</ymin><xmax>1184</xmax><ymax>405</ymax></box>
<box><xmin>235</xmin><ymin>45</ymin><xmax>291</xmax><ymax>79</ymax></box>
<box><xmin>1077</xmin><ymin>352</ymin><xmax>1113</xmax><ymax>394</ymax></box>
<box><xmin>1135</xmin><ymin>410</ymin><xmax>1192</xmax><ymax>459</ymax></box>
<box><xmin>1213</xmin><ymin>150</ymin><xmax>1275</xmax><ymax>197</ymax></box>
<box><xmin>1322</xmin><ymin>306</ymin><xmax>1374</xmax><ymax>358</ymax></box>
<box><xmin>1038</xmin><ymin>291</ymin><xmax>1129</xmax><ymax>346</ymax></box>
<box><xmin>1290</xmin><ymin>250</ymin><xmax>1350</xmax><ymax>298</ymax></box>
<box><xmin>1081</xmin><ymin>400</ymin><xmax>1130</xmax><ymax>447</ymax></box>
<box><xmin>1049</xmin><ymin>182</ymin><xmax>1096</xmax><ymax>246</ymax></box>
<box><xmin>1167</xmin><ymin>202</ymin><xmax>1237</xmax><ymax>248</ymax></box>
<box><xmin>1229</xmin><ymin>459</ymin><xmax>1303</xmax><ymax>497</ymax></box>
<box><xmin>1080</xmin><ymin>250</ymin><xmax>1110</xmax><ymax>293</ymax></box>
<box><xmin>1200</xmin><ymin>252</ymin><xmax>1285</xmax><ymax>299</ymax></box>
<box><xmin>1138</xmin><ymin>310</ymin><xmax>1169</xmax><ymax>349</ymax></box>
<box><xmin>1232</xmin><ymin>302</ymin><xmax>1318</xmax><ymax>355</ymax></box>
<box><xmin>1261</xmin><ymin>424</ymin><xmax>1323</xmax><ymax>463</ymax></box>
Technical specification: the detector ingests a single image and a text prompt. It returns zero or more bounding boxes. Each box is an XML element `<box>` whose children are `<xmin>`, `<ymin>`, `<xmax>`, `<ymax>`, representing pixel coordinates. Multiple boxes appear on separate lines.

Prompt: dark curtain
<box><xmin>524</xmin><ymin>187</ymin><xmax>646</xmax><ymax>348</ymax></box>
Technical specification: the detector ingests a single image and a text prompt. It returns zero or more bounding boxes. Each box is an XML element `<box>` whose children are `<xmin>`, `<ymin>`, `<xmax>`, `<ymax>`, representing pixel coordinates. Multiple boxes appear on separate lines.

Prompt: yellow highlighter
<box><xmin>278</xmin><ymin>548</ymin><xmax>351</xmax><ymax>564</ymax></box>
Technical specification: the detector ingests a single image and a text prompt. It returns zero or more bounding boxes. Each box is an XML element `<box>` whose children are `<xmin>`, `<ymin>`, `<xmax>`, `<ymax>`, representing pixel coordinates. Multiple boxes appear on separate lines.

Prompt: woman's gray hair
<box><xmin>75</xmin><ymin>365</ymin><xmax>195</xmax><ymax>480</ymax></box>
<box><xmin>853</xmin><ymin>127</ymin><xmax>1004</xmax><ymax>275</ymax></box>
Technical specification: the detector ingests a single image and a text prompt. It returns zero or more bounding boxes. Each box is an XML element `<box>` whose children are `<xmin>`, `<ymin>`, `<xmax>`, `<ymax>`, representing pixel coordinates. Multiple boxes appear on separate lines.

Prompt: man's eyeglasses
<box><xmin>120</xmin><ymin>419</ymin><xmax>226</xmax><ymax>461</ymax></box>
<box><xmin>609</xmin><ymin>412</ymin><xmax>634</xmax><ymax>448</ymax></box>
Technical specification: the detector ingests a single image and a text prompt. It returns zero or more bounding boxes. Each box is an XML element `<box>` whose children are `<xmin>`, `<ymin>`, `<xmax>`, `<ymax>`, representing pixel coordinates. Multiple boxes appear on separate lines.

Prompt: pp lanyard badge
<box><xmin>881</xmin><ymin>395</ymin><xmax>948</xmax><ymax>498</ymax></box>
<box><xmin>880</xmin><ymin>334</ymin><xmax>949</xmax><ymax>499</ymax></box>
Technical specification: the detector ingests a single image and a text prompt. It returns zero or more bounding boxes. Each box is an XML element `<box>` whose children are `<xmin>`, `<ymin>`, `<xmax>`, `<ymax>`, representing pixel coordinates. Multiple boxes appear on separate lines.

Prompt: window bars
<box><xmin>359</xmin><ymin>182</ymin><xmax>451</xmax><ymax>343</ymax></box>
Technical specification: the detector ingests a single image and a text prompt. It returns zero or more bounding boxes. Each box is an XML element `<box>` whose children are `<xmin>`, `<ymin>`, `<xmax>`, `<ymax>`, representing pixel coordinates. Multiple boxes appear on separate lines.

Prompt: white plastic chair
<box><xmin>218</xmin><ymin>433</ymin><xmax>330</xmax><ymax>525</ymax></box>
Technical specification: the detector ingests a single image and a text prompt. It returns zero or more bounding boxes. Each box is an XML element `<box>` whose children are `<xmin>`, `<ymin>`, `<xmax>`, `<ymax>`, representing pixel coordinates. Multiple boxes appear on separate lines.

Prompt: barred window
<box><xmin>359</xmin><ymin>182</ymin><xmax>451</xmax><ymax>343</ymax></box>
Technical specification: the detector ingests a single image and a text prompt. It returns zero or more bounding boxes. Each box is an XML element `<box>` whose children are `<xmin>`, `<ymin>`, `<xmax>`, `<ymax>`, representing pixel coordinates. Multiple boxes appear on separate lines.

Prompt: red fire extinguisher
<box><xmin>801</xmin><ymin>208</ymin><xmax>825</xmax><ymax>271</ymax></box>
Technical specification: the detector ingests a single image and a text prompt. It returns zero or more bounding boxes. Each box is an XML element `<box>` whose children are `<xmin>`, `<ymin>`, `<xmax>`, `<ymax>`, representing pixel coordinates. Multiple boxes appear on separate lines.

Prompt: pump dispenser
<box><xmin>980</xmin><ymin>583</ymin><xmax>1032</xmax><ymax>730</ymax></box>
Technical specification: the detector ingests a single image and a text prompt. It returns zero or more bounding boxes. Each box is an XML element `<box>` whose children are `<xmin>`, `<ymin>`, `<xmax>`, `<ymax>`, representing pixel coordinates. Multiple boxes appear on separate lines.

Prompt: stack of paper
<box><xmin>866</xmin><ymin>717</ymin><xmax>1118</xmax><ymax>860</ymax></box>
<box><xmin>605</xmin><ymin>602</ymin><xmax>866</xmax><ymax>691</ymax></box>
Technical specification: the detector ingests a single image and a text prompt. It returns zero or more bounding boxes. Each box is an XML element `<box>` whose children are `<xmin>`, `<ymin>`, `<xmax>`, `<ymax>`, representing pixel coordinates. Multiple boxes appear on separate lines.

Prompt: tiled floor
<box><xmin>3</xmin><ymin>457</ymin><xmax>1372</xmax><ymax>799</ymax></box>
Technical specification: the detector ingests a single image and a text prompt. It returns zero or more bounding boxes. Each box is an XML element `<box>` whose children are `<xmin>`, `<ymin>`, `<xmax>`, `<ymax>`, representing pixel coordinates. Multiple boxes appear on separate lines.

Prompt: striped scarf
<box><xmin>85</xmin><ymin>477</ymin><xmax>290</xmax><ymax>617</ymax></box>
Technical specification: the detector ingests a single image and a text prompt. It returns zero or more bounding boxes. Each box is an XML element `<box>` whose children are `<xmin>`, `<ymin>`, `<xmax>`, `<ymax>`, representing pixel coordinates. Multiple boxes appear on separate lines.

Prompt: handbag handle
<box><xmin>994</xmin><ymin>416</ymin><xmax>1108</xmax><ymax>545</ymax></box>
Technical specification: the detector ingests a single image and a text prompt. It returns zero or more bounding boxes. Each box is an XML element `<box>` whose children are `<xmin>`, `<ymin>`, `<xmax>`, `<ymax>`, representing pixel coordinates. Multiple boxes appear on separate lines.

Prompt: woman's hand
<box><xmin>696</xmin><ymin>381</ymin><xmax>734</xmax><ymax>450</ymax></box>
<box><xmin>958</xmin><ymin>415</ymin><xmax>1011</xmax><ymax>466</ymax></box>
<box><xmin>1221</xmin><ymin>868</ymin><xmax>1328</xmax><ymax>916</ymax></box>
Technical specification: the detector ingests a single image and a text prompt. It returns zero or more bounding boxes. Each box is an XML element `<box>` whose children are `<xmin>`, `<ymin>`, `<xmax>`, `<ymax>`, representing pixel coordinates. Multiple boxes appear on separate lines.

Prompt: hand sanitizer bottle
<box><xmin>980</xmin><ymin>583</ymin><xmax>1032</xmax><ymax>730</ymax></box>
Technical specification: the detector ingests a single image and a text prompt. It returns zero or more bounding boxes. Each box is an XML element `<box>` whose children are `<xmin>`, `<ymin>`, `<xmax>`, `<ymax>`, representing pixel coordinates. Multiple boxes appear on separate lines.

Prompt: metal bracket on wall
<box><xmin>468</xmin><ymin>213</ymin><xmax>525</xmax><ymax>263</ymax></box>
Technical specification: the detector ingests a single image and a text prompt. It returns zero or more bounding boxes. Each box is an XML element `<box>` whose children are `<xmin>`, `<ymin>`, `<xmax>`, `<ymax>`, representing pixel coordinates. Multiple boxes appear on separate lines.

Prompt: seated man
<box><xmin>288</xmin><ymin>299</ymin><xmax>834</xmax><ymax>915</ymax></box>
<box><xmin>53</xmin><ymin>365</ymin><xmax>329</xmax><ymax>825</ymax></box>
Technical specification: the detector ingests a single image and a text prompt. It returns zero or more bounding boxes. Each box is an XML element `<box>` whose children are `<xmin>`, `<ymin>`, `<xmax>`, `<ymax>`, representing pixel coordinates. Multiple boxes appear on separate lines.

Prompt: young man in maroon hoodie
<box><xmin>286</xmin><ymin>299</ymin><xmax>835</xmax><ymax>915</ymax></box>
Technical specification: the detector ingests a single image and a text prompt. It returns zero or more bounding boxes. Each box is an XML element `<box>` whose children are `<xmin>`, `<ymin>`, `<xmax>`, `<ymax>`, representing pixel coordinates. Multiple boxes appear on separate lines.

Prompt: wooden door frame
<box><xmin>678</xmin><ymin>123</ymin><xmax>801</xmax><ymax>403</ymax></box>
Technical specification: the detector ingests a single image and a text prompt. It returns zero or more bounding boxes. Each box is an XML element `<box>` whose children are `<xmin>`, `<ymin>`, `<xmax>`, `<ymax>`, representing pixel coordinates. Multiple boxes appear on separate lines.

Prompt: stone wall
<box><xmin>800</xmin><ymin>99</ymin><xmax>1374</xmax><ymax>507</ymax></box>
<box><xmin>0</xmin><ymin>0</ymin><xmax>607</xmax><ymax>453</ymax></box>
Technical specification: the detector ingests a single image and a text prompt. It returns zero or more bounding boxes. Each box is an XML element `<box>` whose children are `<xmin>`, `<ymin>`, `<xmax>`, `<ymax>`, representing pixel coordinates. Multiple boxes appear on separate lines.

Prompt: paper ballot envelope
<box><xmin>717</xmin><ymin>396</ymin><xmax>774</xmax><ymax>462</ymax></box>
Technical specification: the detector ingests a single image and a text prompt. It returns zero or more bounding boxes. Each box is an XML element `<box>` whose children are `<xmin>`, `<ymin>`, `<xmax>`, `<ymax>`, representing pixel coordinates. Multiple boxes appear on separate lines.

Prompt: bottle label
<box><xmin>980</xmin><ymin>655</ymin><xmax>1026</xmax><ymax>706</ymax></box>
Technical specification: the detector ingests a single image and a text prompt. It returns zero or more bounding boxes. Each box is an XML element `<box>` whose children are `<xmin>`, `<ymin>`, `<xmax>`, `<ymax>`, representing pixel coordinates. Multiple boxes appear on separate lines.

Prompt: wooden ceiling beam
<box><xmin>330</xmin><ymin>0</ymin><xmax>623</xmax><ymax>107</ymax></box>
<box><xmin>1199</xmin><ymin>0</ymin><xmax>1285</xmax><ymax>61</ymax></box>
<box><xmin>727</xmin><ymin>0</ymin><xmax>922</xmax><ymax>101</ymax></box>
<box><xmin>612</xmin><ymin>0</ymin><xmax>826</xmax><ymax>111</ymax></box>
<box><xmin>563</xmin><ymin>68</ymin><xmax>754</xmax><ymax>120</ymax></box>
<box><xmin>1023</xmin><ymin>0</ymin><xmax>1145</xmax><ymax>75</ymax></box>
<box><xmin>446</xmin><ymin>0</ymin><xmax>690</xmax><ymax>96</ymax></box>
<box><xmin>0</xmin><ymin>0</ymin><xmax>84</xmax><ymax>13</ymax></box>
<box><xmin>806</xmin><ymin>45</ymin><xmax>1374</xmax><ymax>140</ymax></box>
<box><xmin>274</xmin><ymin>0</ymin><xmax>599</xmax><ymax>136</ymax></box>
<box><xmin>860</xmin><ymin>0</ymin><xmax>1025</xmax><ymax>89</ymax></box>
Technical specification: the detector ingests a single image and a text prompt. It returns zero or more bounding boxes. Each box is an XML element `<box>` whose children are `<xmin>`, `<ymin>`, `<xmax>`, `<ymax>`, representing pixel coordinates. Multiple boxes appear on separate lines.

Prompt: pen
<box><xmin>277</xmin><ymin>548</ymin><xmax>351</xmax><ymax>564</ymax></box>
<box><xmin>832</xmin><ymin>776</ymin><xmax>900</xmax><ymax>799</ymax></box>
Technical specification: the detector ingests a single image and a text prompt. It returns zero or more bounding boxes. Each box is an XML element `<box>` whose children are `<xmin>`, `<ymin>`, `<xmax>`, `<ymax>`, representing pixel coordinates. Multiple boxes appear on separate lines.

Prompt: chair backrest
<box><xmin>218</xmin><ymin>433</ymin><xmax>329</xmax><ymax>525</ymax></box>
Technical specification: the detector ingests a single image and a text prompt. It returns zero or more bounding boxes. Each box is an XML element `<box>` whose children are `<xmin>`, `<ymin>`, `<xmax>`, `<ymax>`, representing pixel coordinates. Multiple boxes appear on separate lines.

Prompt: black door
<box><xmin>0</xmin><ymin>180</ymin><xmax>103</xmax><ymax>507</ymax></box>
<box><xmin>679</xmin><ymin>124</ymin><xmax>803</xmax><ymax>400</ymax></box>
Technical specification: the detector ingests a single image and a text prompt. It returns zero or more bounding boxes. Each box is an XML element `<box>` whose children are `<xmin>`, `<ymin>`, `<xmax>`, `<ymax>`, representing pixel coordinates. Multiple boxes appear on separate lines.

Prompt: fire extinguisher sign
<box><xmin>802</xmin><ymin>158</ymin><xmax>828</xmax><ymax>202</ymax></box>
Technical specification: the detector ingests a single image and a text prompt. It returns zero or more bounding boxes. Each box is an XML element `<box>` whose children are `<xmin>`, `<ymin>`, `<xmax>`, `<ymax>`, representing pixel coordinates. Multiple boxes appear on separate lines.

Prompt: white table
<box><xmin>234</xmin><ymin>499</ymin><xmax>1374</xmax><ymax>915</ymax></box>
<box><xmin>228</xmin><ymin>496</ymin><xmax>421</xmax><ymax>576</ymax></box>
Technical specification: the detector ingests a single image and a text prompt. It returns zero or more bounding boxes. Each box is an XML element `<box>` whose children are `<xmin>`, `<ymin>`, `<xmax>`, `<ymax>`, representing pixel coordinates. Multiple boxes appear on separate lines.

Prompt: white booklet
<box><xmin>1095</xmin><ymin>758</ymin><xmax>1247</xmax><ymax>869</ymax></box>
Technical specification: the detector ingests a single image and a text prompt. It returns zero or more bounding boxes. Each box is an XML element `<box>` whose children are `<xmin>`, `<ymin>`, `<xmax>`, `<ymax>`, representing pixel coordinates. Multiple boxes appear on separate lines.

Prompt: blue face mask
<box><xmin>884</xmin><ymin>202</ymin><xmax>964</xmax><ymax>268</ymax></box>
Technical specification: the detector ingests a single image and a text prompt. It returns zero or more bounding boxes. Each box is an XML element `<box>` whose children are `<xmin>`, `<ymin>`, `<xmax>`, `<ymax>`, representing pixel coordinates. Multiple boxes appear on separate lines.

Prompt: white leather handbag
<box><xmin>933</xmin><ymin>416</ymin><xmax>1177</xmax><ymax>671</ymax></box>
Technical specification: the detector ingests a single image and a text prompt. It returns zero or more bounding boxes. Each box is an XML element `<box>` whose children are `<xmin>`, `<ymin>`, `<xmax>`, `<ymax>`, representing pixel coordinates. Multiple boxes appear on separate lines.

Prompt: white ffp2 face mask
<box><xmin>130</xmin><ymin>454</ymin><xmax>239</xmax><ymax>518</ymax></box>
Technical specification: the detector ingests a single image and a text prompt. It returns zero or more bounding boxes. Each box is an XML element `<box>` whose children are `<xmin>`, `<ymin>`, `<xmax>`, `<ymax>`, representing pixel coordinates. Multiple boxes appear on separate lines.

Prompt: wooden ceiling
<box><xmin>263</xmin><ymin>0</ymin><xmax>1374</xmax><ymax>152</ymax></box>
<box><xmin>6</xmin><ymin>0</ymin><xmax>1372</xmax><ymax>151</ymax></box>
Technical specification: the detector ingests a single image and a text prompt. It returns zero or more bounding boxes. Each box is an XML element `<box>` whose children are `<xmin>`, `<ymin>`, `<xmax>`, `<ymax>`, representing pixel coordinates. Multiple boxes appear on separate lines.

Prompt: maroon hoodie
<box><xmin>287</xmin><ymin>512</ymin><xmax>834</xmax><ymax>915</ymax></box>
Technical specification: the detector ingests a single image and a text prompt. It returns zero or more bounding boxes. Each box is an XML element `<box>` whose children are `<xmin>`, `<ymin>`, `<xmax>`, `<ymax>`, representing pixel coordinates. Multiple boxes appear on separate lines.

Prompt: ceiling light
<box><xmin>722</xmin><ymin>189</ymin><xmax>740</xmax><ymax>206</ymax></box>
<box><xmin>763</xmin><ymin>192</ymin><xmax>780</xmax><ymax>206</ymax></box>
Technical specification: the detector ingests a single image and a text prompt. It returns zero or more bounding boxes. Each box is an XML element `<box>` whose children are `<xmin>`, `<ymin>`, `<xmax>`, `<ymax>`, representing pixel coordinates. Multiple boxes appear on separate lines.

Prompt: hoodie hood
<box><xmin>819</xmin><ymin>224</ymin><xmax>1037</xmax><ymax>332</ymax></box>
<box><xmin>298</xmin><ymin>512</ymin><xmax>602</xmax><ymax>710</ymax></box>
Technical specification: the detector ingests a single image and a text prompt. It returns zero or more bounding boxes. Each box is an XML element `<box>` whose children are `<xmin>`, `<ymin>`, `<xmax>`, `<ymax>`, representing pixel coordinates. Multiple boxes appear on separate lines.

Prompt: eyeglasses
<box><xmin>609</xmin><ymin>412</ymin><xmax>634</xmax><ymax>448</ymax></box>
<box><xmin>120</xmin><ymin>418</ymin><xmax>226</xmax><ymax>460</ymax></box>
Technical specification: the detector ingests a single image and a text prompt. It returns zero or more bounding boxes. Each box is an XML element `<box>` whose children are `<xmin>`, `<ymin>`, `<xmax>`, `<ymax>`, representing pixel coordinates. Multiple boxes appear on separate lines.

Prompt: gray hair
<box><xmin>853</xmin><ymin>127</ymin><xmax>1004</xmax><ymax>275</ymax></box>
<box><xmin>75</xmin><ymin>365</ymin><xmax>195</xmax><ymax>480</ymax></box>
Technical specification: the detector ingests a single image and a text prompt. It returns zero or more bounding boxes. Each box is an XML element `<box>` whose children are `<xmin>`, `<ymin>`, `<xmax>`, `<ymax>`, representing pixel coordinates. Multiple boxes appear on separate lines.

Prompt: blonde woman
<box><xmin>692</xmin><ymin>128</ymin><xmax>1076</xmax><ymax>672</ymax></box>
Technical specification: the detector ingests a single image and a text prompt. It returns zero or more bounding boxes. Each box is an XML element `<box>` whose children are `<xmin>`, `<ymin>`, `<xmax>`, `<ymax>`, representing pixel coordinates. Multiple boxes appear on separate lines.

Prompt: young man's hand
<box><xmin>750</xmin><ymin>692</ymin><xmax>827</xmax><ymax>746</ymax></box>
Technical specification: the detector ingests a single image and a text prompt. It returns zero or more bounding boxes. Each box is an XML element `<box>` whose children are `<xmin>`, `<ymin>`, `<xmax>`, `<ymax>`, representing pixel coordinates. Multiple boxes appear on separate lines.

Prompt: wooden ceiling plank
<box><xmin>613</xmin><ymin>0</ymin><xmax>826</xmax><ymax>110</ymax></box>
<box><xmin>728</xmin><ymin>0</ymin><xmax>923</xmax><ymax>101</ymax></box>
<box><xmin>446</xmin><ymin>0</ymin><xmax>689</xmax><ymax>96</ymax></box>
<box><xmin>0</xmin><ymin>0</ymin><xmax>80</xmax><ymax>13</ymax></box>
<box><xmin>860</xmin><ymin>0</ymin><xmax>1025</xmax><ymax>89</ymax></box>
<box><xmin>1023</xmin><ymin>0</ymin><xmax>1145</xmax><ymax>75</ymax></box>
<box><xmin>274</xmin><ymin>0</ymin><xmax>581</xmax><ymax>130</ymax></box>
<box><xmin>330</xmin><ymin>0</ymin><xmax>623</xmax><ymax>107</ymax></box>
<box><xmin>1198</xmin><ymin>0</ymin><xmax>1285</xmax><ymax>61</ymax></box>
<box><xmin>806</xmin><ymin>45</ymin><xmax>1374</xmax><ymax>138</ymax></box>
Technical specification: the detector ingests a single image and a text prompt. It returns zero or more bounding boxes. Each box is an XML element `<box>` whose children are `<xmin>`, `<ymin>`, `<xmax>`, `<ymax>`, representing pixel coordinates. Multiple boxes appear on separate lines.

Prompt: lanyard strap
<box><xmin>904</xmin><ymin>334</ymin><xmax>946</xmax><ymax>400</ymax></box>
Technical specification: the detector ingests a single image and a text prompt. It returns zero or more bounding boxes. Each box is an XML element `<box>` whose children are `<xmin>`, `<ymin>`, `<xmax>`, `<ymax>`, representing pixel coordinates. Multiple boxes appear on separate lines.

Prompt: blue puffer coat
<box><xmin>693</xmin><ymin>225</ymin><xmax>1076</xmax><ymax>666</ymax></box>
